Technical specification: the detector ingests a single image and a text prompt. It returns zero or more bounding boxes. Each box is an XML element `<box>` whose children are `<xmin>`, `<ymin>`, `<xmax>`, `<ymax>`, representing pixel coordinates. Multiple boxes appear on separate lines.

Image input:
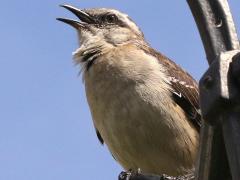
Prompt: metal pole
<box><xmin>187</xmin><ymin>0</ymin><xmax>240</xmax><ymax>180</ymax></box>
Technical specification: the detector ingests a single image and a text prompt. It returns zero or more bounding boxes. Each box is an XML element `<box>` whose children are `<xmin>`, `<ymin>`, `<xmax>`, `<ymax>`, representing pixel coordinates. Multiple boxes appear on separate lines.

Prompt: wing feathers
<box><xmin>139</xmin><ymin>45</ymin><xmax>202</xmax><ymax>130</ymax></box>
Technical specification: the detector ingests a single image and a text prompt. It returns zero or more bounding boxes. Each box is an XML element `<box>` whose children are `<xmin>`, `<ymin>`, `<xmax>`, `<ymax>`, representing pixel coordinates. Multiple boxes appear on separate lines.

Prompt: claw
<box><xmin>118</xmin><ymin>168</ymin><xmax>142</xmax><ymax>180</ymax></box>
<box><xmin>118</xmin><ymin>171</ymin><xmax>131</xmax><ymax>180</ymax></box>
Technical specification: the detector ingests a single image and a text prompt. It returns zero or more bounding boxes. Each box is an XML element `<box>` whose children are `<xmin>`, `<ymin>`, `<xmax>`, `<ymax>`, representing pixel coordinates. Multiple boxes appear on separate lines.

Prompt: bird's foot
<box><xmin>118</xmin><ymin>168</ymin><xmax>141</xmax><ymax>180</ymax></box>
<box><xmin>118</xmin><ymin>170</ymin><xmax>195</xmax><ymax>180</ymax></box>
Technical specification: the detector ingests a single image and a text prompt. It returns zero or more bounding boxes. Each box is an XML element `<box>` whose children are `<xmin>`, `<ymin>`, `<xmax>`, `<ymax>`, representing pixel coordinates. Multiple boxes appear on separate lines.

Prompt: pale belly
<box><xmin>85</xmin><ymin>77</ymin><xmax>199</xmax><ymax>176</ymax></box>
<box><xmin>83</xmin><ymin>48</ymin><xmax>199</xmax><ymax>176</ymax></box>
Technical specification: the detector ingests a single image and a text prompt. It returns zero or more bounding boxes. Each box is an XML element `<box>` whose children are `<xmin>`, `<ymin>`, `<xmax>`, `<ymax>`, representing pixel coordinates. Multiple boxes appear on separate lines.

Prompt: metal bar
<box><xmin>187</xmin><ymin>0</ymin><xmax>240</xmax><ymax>180</ymax></box>
<box><xmin>187</xmin><ymin>0</ymin><xmax>239</xmax><ymax>64</ymax></box>
<box><xmin>222</xmin><ymin>111</ymin><xmax>240</xmax><ymax>179</ymax></box>
<box><xmin>194</xmin><ymin>122</ymin><xmax>230</xmax><ymax>180</ymax></box>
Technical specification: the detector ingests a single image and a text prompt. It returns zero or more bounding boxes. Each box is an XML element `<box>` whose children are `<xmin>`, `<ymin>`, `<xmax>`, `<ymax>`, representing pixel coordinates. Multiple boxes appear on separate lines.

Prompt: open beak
<box><xmin>57</xmin><ymin>4</ymin><xmax>95</xmax><ymax>29</ymax></box>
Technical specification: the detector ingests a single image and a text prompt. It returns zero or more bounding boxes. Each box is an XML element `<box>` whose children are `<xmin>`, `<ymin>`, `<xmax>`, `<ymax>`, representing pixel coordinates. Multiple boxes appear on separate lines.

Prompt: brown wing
<box><xmin>140</xmin><ymin>45</ymin><xmax>201</xmax><ymax>131</ymax></box>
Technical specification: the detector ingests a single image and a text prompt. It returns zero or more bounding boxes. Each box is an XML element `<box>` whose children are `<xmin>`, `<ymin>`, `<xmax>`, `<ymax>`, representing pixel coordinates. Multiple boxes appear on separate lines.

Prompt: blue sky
<box><xmin>0</xmin><ymin>1</ymin><xmax>239</xmax><ymax>180</ymax></box>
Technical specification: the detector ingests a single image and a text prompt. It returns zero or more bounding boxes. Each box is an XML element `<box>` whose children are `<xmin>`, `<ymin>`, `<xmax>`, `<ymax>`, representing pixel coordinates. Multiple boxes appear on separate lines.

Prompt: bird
<box><xmin>57</xmin><ymin>4</ymin><xmax>201</xmax><ymax>176</ymax></box>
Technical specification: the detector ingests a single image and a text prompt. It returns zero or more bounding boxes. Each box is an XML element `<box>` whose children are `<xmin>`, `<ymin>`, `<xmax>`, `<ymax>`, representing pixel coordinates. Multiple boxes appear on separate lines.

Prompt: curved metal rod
<box><xmin>187</xmin><ymin>0</ymin><xmax>239</xmax><ymax>64</ymax></box>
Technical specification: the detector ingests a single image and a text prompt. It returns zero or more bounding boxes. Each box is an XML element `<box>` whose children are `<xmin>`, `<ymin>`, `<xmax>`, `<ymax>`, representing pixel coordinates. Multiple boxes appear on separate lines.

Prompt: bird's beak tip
<box><xmin>56</xmin><ymin>17</ymin><xmax>83</xmax><ymax>29</ymax></box>
<box><xmin>59</xmin><ymin>4</ymin><xmax>70</xmax><ymax>8</ymax></box>
<box><xmin>57</xmin><ymin>4</ymin><xmax>94</xmax><ymax>25</ymax></box>
<box><xmin>56</xmin><ymin>17</ymin><xmax>65</xmax><ymax>23</ymax></box>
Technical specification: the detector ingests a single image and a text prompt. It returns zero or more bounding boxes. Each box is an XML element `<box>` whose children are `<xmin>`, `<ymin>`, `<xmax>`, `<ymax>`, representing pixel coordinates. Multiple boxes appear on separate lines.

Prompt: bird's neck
<box><xmin>73</xmin><ymin>37</ymin><xmax>148</xmax><ymax>64</ymax></box>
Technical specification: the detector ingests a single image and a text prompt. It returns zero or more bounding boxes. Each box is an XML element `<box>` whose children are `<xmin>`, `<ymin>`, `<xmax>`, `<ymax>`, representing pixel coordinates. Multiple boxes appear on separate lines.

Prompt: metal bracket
<box><xmin>200</xmin><ymin>50</ymin><xmax>240</xmax><ymax>122</ymax></box>
<box><xmin>187</xmin><ymin>0</ymin><xmax>240</xmax><ymax>180</ymax></box>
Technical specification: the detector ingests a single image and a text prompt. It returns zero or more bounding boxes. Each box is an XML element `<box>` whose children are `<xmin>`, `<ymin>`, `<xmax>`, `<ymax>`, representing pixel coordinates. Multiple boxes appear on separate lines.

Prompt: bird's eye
<box><xmin>106</xmin><ymin>14</ymin><xmax>117</xmax><ymax>23</ymax></box>
<box><xmin>100</xmin><ymin>14</ymin><xmax>118</xmax><ymax>24</ymax></box>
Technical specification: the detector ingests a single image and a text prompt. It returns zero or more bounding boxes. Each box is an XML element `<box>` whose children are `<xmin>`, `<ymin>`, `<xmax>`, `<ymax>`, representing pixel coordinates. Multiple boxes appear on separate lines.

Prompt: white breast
<box><xmin>83</xmin><ymin>45</ymin><xmax>199</xmax><ymax>176</ymax></box>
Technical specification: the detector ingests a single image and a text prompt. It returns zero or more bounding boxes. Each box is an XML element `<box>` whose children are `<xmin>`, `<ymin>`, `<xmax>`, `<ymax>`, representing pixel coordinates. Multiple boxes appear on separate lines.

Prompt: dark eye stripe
<box><xmin>98</xmin><ymin>13</ymin><xmax>118</xmax><ymax>24</ymax></box>
<box><xmin>91</xmin><ymin>13</ymin><xmax>130</xmax><ymax>29</ymax></box>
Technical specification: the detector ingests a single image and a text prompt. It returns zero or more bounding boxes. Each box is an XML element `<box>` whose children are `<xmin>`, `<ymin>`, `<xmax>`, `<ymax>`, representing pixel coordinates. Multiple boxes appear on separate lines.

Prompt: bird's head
<box><xmin>57</xmin><ymin>5</ymin><xmax>145</xmax><ymax>69</ymax></box>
